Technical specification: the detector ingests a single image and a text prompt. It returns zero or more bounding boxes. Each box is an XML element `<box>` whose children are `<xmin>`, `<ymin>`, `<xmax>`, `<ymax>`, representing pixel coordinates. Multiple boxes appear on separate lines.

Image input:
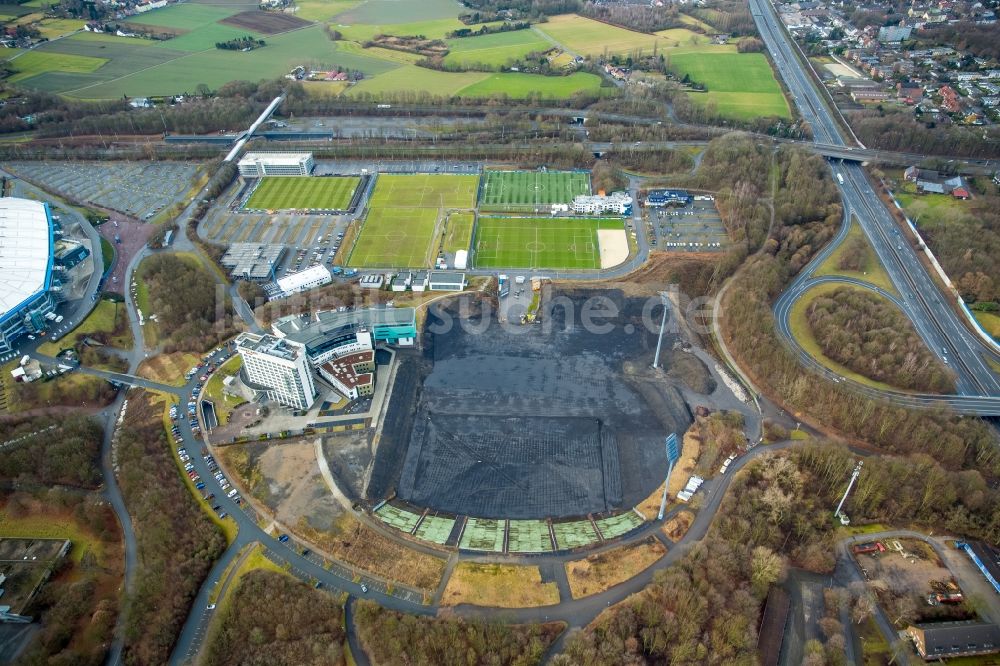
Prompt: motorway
<box><xmin>750</xmin><ymin>0</ymin><xmax>1000</xmax><ymax>408</ymax></box>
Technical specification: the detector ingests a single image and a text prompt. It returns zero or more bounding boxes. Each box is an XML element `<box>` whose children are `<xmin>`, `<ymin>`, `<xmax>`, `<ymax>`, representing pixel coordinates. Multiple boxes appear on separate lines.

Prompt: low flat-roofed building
<box><xmin>275</xmin><ymin>264</ymin><xmax>331</xmax><ymax>297</ymax></box>
<box><xmin>221</xmin><ymin>243</ymin><xmax>285</xmax><ymax>281</ymax></box>
<box><xmin>318</xmin><ymin>349</ymin><xmax>375</xmax><ymax>400</ymax></box>
<box><xmin>412</xmin><ymin>271</ymin><xmax>428</xmax><ymax>292</ymax></box>
<box><xmin>359</xmin><ymin>274</ymin><xmax>383</xmax><ymax>289</ymax></box>
<box><xmin>391</xmin><ymin>272</ymin><xmax>412</xmax><ymax>292</ymax></box>
<box><xmin>272</xmin><ymin>306</ymin><xmax>417</xmax><ymax>360</ymax></box>
<box><xmin>428</xmin><ymin>271</ymin><xmax>466</xmax><ymax>292</ymax></box>
<box><xmin>238</xmin><ymin>152</ymin><xmax>315</xmax><ymax>177</ymax></box>
<box><xmin>646</xmin><ymin>189</ymin><xmax>693</xmax><ymax>207</ymax></box>
<box><xmin>906</xmin><ymin>621</ymin><xmax>1000</xmax><ymax>660</ymax></box>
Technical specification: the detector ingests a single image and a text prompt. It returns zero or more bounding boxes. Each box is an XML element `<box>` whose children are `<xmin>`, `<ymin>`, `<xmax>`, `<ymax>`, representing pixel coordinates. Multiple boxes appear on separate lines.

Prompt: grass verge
<box><xmin>441</xmin><ymin>562</ymin><xmax>560</xmax><ymax>608</ymax></box>
<box><xmin>565</xmin><ymin>537</ymin><xmax>666</xmax><ymax>599</ymax></box>
<box><xmin>814</xmin><ymin>217</ymin><xmax>899</xmax><ymax>296</ymax></box>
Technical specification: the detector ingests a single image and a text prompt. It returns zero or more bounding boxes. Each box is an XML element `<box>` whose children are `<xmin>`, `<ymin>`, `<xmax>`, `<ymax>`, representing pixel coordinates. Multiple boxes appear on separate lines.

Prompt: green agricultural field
<box><xmin>443</xmin><ymin>212</ymin><xmax>474</xmax><ymax>253</ymax></box>
<box><xmin>348</xmin><ymin>206</ymin><xmax>439</xmax><ymax>268</ymax></box>
<box><xmin>536</xmin><ymin>15</ymin><xmax>710</xmax><ymax>57</ymax></box>
<box><xmin>335</xmin><ymin>0</ymin><xmax>465</xmax><ymax>24</ymax></box>
<box><xmin>351</xmin><ymin>66</ymin><xmax>602</xmax><ymax>100</ymax></box>
<box><xmin>480</xmin><ymin>170</ymin><xmax>590</xmax><ymax>209</ymax></box>
<box><xmin>54</xmin><ymin>24</ymin><xmax>395</xmax><ymax>99</ymax></box>
<box><xmin>474</xmin><ymin>216</ymin><xmax>622</xmax><ymax>269</ymax></box>
<box><xmin>368</xmin><ymin>173</ymin><xmax>479</xmax><ymax>209</ymax></box>
<box><xmin>244</xmin><ymin>176</ymin><xmax>360</xmax><ymax>210</ymax></box>
<box><xmin>293</xmin><ymin>0</ymin><xmax>361</xmax><ymax>22</ymax></box>
<box><xmin>669</xmin><ymin>52</ymin><xmax>790</xmax><ymax>119</ymax></box>
<box><xmin>348</xmin><ymin>65</ymin><xmax>487</xmax><ymax>97</ymax></box>
<box><xmin>443</xmin><ymin>29</ymin><xmax>550</xmax><ymax>67</ymax></box>
<box><xmin>123</xmin><ymin>4</ymin><xmax>239</xmax><ymax>30</ymax></box>
<box><xmin>458</xmin><ymin>71</ymin><xmax>603</xmax><ymax>99</ymax></box>
<box><xmin>6</xmin><ymin>50</ymin><xmax>107</xmax><ymax>84</ymax></box>
<box><xmin>151</xmin><ymin>22</ymin><xmax>267</xmax><ymax>53</ymax></box>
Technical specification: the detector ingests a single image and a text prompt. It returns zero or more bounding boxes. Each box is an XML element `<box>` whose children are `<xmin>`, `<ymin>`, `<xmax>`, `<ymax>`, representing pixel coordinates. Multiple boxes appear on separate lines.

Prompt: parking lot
<box><xmin>7</xmin><ymin>161</ymin><xmax>202</xmax><ymax>221</ymax></box>
<box><xmin>649</xmin><ymin>199</ymin><xmax>727</xmax><ymax>252</ymax></box>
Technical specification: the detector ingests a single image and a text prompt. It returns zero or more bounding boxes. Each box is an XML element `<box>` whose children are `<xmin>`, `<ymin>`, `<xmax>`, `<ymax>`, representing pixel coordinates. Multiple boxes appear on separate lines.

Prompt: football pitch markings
<box><xmin>348</xmin><ymin>173</ymin><xmax>480</xmax><ymax>267</ymax></box>
<box><xmin>244</xmin><ymin>176</ymin><xmax>360</xmax><ymax>210</ymax></box>
<box><xmin>480</xmin><ymin>170</ymin><xmax>591</xmax><ymax>209</ymax></box>
<box><xmin>474</xmin><ymin>217</ymin><xmax>622</xmax><ymax>269</ymax></box>
<box><xmin>368</xmin><ymin>173</ymin><xmax>479</xmax><ymax>209</ymax></box>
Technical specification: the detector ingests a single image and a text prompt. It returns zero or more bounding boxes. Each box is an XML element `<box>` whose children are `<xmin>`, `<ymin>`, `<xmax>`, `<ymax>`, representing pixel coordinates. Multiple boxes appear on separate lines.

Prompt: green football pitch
<box><xmin>348</xmin><ymin>207</ymin><xmax>439</xmax><ymax>268</ymax></box>
<box><xmin>347</xmin><ymin>173</ymin><xmax>480</xmax><ymax>268</ymax></box>
<box><xmin>368</xmin><ymin>173</ymin><xmax>479</xmax><ymax>209</ymax></box>
<box><xmin>474</xmin><ymin>217</ymin><xmax>622</xmax><ymax>269</ymax></box>
<box><xmin>480</xmin><ymin>170</ymin><xmax>591</xmax><ymax>209</ymax></box>
<box><xmin>244</xmin><ymin>176</ymin><xmax>360</xmax><ymax>210</ymax></box>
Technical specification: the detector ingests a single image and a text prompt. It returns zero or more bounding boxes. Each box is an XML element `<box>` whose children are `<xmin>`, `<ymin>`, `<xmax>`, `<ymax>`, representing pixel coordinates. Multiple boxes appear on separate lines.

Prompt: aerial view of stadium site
<box><xmin>9</xmin><ymin>0</ymin><xmax>1000</xmax><ymax>660</ymax></box>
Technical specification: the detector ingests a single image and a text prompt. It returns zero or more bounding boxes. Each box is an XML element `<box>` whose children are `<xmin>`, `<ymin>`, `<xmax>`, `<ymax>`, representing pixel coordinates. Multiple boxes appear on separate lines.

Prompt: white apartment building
<box><xmin>235</xmin><ymin>332</ymin><xmax>317</xmax><ymax>410</ymax></box>
<box><xmin>571</xmin><ymin>191</ymin><xmax>633</xmax><ymax>215</ymax></box>
<box><xmin>237</xmin><ymin>152</ymin><xmax>315</xmax><ymax>177</ymax></box>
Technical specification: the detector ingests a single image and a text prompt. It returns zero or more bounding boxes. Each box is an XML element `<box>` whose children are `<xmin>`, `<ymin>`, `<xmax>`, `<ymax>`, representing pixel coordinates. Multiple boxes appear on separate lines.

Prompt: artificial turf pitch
<box><xmin>244</xmin><ymin>176</ymin><xmax>360</xmax><ymax>210</ymax></box>
<box><xmin>474</xmin><ymin>217</ymin><xmax>622</xmax><ymax>269</ymax></box>
<box><xmin>480</xmin><ymin>170</ymin><xmax>591</xmax><ymax>209</ymax></box>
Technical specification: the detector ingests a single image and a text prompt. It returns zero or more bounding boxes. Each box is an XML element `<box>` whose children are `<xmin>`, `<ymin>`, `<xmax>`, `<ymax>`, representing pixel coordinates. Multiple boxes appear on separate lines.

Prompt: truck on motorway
<box><xmin>836</xmin><ymin>173</ymin><xmax>844</xmax><ymax>185</ymax></box>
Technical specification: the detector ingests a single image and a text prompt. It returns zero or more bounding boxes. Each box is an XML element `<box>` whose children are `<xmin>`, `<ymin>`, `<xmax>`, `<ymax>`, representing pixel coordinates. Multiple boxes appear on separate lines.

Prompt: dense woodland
<box><xmin>118</xmin><ymin>391</ymin><xmax>226</xmax><ymax>665</ymax></box>
<box><xmin>0</xmin><ymin>416</ymin><xmax>103</xmax><ymax>488</ymax></box>
<box><xmin>354</xmin><ymin>600</ymin><xmax>564</xmax><ymax>664</ymax></box>
<box><xmin>0</xmin><ymin>415</ymin><xmax>121</xmax><ymax>666</ymax></box>
<box><xmin>140</xmin><ymin>254</ymin><xmax>236</xmax><ymax>352</ymax></box>
<box><xmin>847</xmin><ymin>108</ymin><xmax>1000</xmax><ymax>159</ymax></box>
<box><xmin>202</xmin><ymin>570</ymin><xmax>346</xmax><ymax>666</ymax></box>
<box><xmin>805</xmin><ymin>286</ymin><xmax>956</xmax><ymax>393</ymax></box>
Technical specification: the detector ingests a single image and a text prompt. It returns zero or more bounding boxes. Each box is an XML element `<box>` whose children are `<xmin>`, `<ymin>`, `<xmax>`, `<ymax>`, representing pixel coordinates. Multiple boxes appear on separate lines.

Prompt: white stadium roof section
<box><xmin>0</xmin><ymin>198</ymin><xmax>52</xmax><ymax>322</ymax></box>
<box><xmin>238</xmin><ymin>152</ymin><xmax>312</xmax><ymax>167</ymax></box>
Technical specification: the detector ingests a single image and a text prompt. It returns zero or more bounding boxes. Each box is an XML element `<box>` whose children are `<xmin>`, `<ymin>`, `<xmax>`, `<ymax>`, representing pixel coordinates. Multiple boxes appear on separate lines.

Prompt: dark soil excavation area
<box><xmin>369</xmin><ymin>289</ymin><xmax>693</xmax><ymax>520</ymax></box>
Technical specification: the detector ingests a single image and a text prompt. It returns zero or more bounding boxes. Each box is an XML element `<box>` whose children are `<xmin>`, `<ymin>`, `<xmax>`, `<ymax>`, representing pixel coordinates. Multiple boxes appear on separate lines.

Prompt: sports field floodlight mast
<box><xmin>834</xmin><ymin>460</ymin><xmax>863</xmax><ymax>519</ymax></box>
<box><xmin>657</xmin><ymin>433</ymin><xmax>680</xmax><ymax>521</ymax></box>
<box><xmin>651</xmin><ymin>291</ymin><xmax>670</xmax><ymax>370</ymax></box>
